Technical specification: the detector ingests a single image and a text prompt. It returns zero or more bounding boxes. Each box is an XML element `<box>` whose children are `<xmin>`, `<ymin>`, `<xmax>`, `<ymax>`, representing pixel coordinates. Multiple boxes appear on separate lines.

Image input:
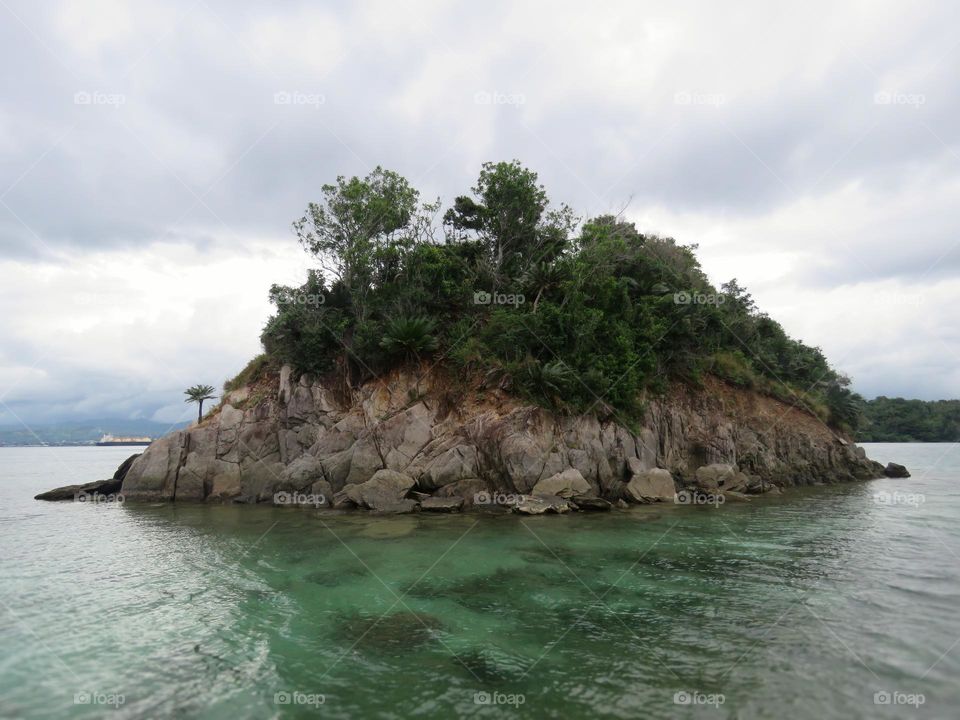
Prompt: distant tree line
<box><xmin>244</xmin><ymin>161</ymin><xmax>862</xmax><ymax>432</ymax></box>
<box><xmin>858</xmin><ymin>397</ymin><xmax>960</xmax><ymax>442</ymax></box>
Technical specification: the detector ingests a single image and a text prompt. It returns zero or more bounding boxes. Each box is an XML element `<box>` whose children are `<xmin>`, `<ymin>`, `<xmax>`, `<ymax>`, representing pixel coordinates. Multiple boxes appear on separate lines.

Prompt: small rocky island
<box><xmin>38</xmin><ymin>161</ymin><xmax>907</xmax><ymax>510</ymax></box>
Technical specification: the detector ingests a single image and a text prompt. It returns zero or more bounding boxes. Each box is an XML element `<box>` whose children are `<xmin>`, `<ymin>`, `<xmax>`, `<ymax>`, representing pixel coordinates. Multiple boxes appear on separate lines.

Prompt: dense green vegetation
<box><xmin>256</xmin><ymin>161</ymin><xmax>862</xmax><ymax>430</ymax></box>
<box><xmin>859</xmin><ymin>397</ymin><xmax>960</xmax><ymax>442</ymax></box>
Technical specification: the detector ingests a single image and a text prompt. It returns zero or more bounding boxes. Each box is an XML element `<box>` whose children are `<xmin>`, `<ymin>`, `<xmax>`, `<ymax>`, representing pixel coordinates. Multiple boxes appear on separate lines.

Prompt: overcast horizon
<box><xmin>1</xmin><ymin>0</ymin><xmax>958</xmax><ymax>426</ymax></box>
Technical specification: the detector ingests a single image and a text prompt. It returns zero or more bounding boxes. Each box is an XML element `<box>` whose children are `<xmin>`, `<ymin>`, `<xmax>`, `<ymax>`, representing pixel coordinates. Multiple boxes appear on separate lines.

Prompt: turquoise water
<box><xmin>1</xmin><ymin>443</ymin><xmax>958</xmax><ymax>719</ymax></box>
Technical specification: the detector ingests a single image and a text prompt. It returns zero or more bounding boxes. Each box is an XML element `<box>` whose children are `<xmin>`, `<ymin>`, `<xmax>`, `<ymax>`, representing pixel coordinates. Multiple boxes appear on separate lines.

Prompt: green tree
<box><xmin>444</xmin><ymin>160</ymin><xmax>576</xmax><ymax>284</ymax></box>
<box><xmin>184</xmin><ymin>384</ymin><xmax>216</xmax><ymax>423</ymax></box>
<box><xmin>292</xmin><ymin>167</ymin><xmax>422</xmax><ymax>321</ymax></box>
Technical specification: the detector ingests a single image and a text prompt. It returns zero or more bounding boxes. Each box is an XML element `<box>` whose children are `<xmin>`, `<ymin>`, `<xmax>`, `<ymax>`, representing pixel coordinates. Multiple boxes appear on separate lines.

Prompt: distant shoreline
<box><xmin>0</xmin><ymin>443</ymin><xmax>155</xmax><ymax>448</ymax></box>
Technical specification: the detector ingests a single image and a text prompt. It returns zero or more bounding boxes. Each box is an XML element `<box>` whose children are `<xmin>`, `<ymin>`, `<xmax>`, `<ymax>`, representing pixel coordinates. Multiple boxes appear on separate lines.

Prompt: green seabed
<box><xmin>2</xmin><ymin>444</ymin><xmax>959</xmax><ymax>719</ymax></box>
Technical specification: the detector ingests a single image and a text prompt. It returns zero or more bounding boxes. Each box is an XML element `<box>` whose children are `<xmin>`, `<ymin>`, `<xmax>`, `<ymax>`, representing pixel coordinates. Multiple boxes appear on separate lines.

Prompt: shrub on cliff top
<box><xmin>223</xmin><ymin>353</ymin><xmax>273</xmax><ymax>393</ymax></box>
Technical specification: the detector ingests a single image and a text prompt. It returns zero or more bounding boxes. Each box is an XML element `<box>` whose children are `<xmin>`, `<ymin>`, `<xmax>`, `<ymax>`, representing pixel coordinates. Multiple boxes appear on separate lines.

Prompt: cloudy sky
<box><xmin>1</xmin><ymin>0</ymin><xmax>957</xmax><ymax>426</ymax></box>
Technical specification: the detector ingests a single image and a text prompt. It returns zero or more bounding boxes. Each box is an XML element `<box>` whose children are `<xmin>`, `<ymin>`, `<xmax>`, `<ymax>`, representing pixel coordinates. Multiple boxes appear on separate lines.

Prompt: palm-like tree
<box><xmin>379</xmin><ymin>316</ymin><xmax>439</xmax><ymax>364</ymax></box>
<box><xmin>522</xmin><ymin>260</ymin><xmax>565</xmax><ymax>313</ymax></box>
<box><xmin>184</xmin><ymin>384</ymin><xmax>216</xmax><ymax>423</ymax></box>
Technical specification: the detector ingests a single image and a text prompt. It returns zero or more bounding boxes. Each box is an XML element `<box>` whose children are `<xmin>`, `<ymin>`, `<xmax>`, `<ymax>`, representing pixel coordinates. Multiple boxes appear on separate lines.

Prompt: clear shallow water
<box><xmin>0</xmin><ymin>443</ymin><xmax>958</xmax><ymax>719</ymax></box>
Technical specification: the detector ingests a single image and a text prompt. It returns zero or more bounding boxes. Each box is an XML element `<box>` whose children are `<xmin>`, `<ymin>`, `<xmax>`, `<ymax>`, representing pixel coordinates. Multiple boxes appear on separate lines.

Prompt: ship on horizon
<box><xmin>95</xmin><ymin>434</ymin><xmax>153</xmax><ymax>447</ymax></box>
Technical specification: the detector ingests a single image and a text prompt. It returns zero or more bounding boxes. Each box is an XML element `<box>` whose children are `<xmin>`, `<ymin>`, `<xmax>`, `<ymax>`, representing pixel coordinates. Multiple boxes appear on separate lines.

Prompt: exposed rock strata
<box><xmin>110</xmin><ymin>368</ymin><xmax>887</xmax><ymax>507</ymax></box>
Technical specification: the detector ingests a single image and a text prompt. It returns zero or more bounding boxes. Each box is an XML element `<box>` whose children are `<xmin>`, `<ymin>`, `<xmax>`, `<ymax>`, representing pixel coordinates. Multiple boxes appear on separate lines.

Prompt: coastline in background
<box><xmin>858</xmin><ymin>398</ymin><xmax>960</xmax><ymax>443</ymax></box>
<box><xmin>0</xmin><ymin>419</ymin><xmax>187</xmax><ymax>447</ymax></box>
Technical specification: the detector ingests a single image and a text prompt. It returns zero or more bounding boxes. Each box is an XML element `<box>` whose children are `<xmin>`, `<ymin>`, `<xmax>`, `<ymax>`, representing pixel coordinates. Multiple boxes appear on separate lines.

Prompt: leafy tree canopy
<box><xmin>257</xmin><ymin>161</ymin><xmax>863</xmax><ymax>431</ymax></box>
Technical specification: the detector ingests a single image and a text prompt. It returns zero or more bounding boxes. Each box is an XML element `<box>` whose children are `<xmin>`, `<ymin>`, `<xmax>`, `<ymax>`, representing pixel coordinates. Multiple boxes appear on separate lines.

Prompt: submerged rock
<box><xmin>512</xmin><ymin>494</ymin><xmax>572</xmax><ymax>515</ymax></box>
<box><xmin>420</xmin><ymin>496</ymin><xmax>464</xmax><ymax>512</ymax></box>
<box><xmin>572</xmin><ymin>496</ymin><xmax>613</xmax><ymax>511</ymax></box>
<box><xmin>336</xmin><ymin>612</ymin><xmax>443</xmax><ymax>651</ymax></box>
<box><xmin>371</xmin><ymin>498</ymin><xmax>419</xmax><ymax>514</ymax></box>
<box><xmin>357</xmin><ymin>517</ymin><xmax>419</xmax><ymax>538</ymax></box>
<box><xmin>458</xmin><ymin>646</ymin><xmax>531</xmax><ymax>682</ymax></box>
<box><xmin>303</xmin><ymin>565</ymin><xmax>366</xmax><ymax>587</ymax></box>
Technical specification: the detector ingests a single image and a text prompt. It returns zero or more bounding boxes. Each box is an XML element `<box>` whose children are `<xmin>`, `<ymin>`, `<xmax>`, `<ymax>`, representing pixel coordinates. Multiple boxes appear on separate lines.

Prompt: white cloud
<box><xmin>0</xmin><ymin>236</ymin><xmax>308</xmax><ymax>422</ymax></box>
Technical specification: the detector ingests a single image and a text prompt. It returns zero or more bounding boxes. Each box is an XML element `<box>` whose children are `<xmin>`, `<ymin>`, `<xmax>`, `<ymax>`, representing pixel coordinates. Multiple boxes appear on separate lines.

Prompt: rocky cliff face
<box><xmin>117</xmin><ymin>366</ymin><xmax>884</xmax><ymax>507</ymax></box>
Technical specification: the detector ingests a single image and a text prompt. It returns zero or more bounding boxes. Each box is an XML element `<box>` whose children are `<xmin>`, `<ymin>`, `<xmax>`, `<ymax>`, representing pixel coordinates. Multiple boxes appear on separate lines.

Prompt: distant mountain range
<box><xmin>0</xmin><ymin>419</ymin><xmax>189</xmax><ymax>446</ymax></box>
